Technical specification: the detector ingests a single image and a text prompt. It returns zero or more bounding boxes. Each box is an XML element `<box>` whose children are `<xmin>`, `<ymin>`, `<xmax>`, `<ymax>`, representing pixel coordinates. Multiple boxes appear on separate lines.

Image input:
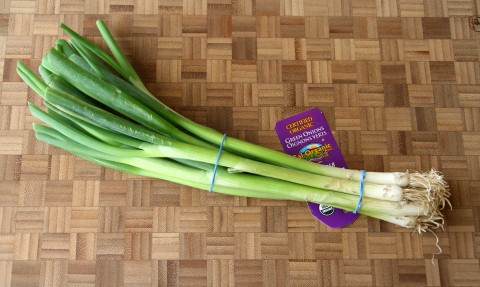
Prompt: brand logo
<box><xmin>294</xmin><ymin>143</ymin><xmax>333</xmax><ymax>163</ymax></box>
<box><xmin>319</xmin><ymin>205</ymin><xmax>335</xmax><ymax>216</ymax></box>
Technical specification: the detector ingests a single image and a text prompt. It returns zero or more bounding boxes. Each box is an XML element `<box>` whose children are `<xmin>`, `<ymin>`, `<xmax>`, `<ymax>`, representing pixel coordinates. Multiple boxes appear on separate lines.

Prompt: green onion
<box><xmin>17</xmin><ymin>21</ymin><xmax>450</xmax><ymax>233</ymax></box>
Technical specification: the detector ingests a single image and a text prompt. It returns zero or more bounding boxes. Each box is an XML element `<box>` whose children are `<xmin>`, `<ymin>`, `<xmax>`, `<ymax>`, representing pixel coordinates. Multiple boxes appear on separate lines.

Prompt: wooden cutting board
<box><xmin>1</xmin><ymin>0</ymin><xmax>480</xmax><ymax>286</ymax></box>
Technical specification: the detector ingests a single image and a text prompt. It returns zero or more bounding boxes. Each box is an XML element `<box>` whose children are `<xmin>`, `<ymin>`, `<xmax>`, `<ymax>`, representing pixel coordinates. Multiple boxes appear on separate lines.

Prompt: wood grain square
<box><xmin>423</xmin><ymin>17</ymin><xmax>451</xmax><ymax>39</ymax></box>
<box><xmin>354</xmin><ymin>40</ymin><xmax>380</xmax><ymax>60</ymax></box>
<box><xmin>158</xmin><ymin>16</ymin><xmax>182</xmax><ymax>38</ymax></box>
<box><xmin>464</xmin><ymin>108</ymin><xmax>480</xmax><ymax>132</ymax></box>
<box><xmin>304</xmin><ymin>17</ymin><xmax>329</xmax><ymax>38</ymax></box>
<box><xmin>207</xmin><ymin>0</ymin><xmax>233</xmax><ymax>15</ymax></box>
<box><xmin>335</xmin><ymin>107</ymin><xmax>361</xmax><ymax>130</ymax></box>
<box><xmin>281</xmin><ymin>0</ymin><xmax>305</xmax><ymax>16</ymax></box>
<box><xmin>232</xmin><ymin>16</ymin><xmax>256</xmax><ymax>37</ymax></box>
<box><xmin>40</xmin><ymin>233</ymin><xmax>70</xmax><ymax>259</ymax></box>
<box><xmin>98</xmin><ymin>181</ymin><xmax>127</xmax><ymax>207</ymax></box>
<box><xmin>234</xmin><ymin>260</ymin><xmax>263</xmax><ymax>285</ymax></box>
<box><xmin>131</xmin><ymin>15</ymin><xmax>159</xmax><ymax>36</ymax></box>
<box><xmin>280</xmin><ymin>16</ymin><xmax>305</xmax><ymax>38</ymax></box>
<box><xmin>124</xmin><ymin>261</ymin><xmax>153</xmax><ymax>285</ymax></box>
<box><xmin>282</xmin><ymin>61</ymin><xmax>307</xmax><ymax>83</ymax></box>
<box><xmin>430</xmin><ymin>61</ymin><xmax>456</xmax><ymax>84</ymax></box>
<box><xmin>399</xmin><ymin>0</ymin><xmax>425</xmax><ymax>17</ymax></box>
<box><xmin>0</xmin><ymin>234</ymin><xmax>14</xmax><ymax>260</ymax></box>
<box><xmin>124</xmin><ymin>207</ymin><xmax>153</xmax><ymax>232</ymax></box>
<box><xmin>413</xmin><ymin>108</ymin><xmax>437</xmax><ymax>131</ymax></box>
<box><xmin>157</xmin><ymin>37</ymin><xmax>183</xmax><ymax>59</ymax></box>
<box><xmin>252</xmin><ymin>84</ymin><xmax>284</xmax><ymax>106</ymax></box>
<box><xmin>156</xmin><ymin>60</ymin><xmax>181</xmax><ymax>82</ymax></box>
<box><xmin>58</xmin><ymin>1</ymin><xmax>83</xmax><ymax>14</ymax></box>
<box><xmin>256</xmin><ymin>16</ymin><xmax>280</xmax><ymax>37</ymax></box>
<box><xmin>302</xmin><ymin>0</ymin><xmax>328</xmax><ymax>16</ymax></box>
<box><xmin>233</xmin><ymin>207</ymin><xmax>262</xmax><ymax>232</ymax></box>
<box><xmin>402</xmin><ymin>17</ymin><xmax>423</xmax><ymax>39</ymax></box>
<box><xmin>455</xmin><ymin>62</ymin><xmax>480</xmax><ymax>85</ymax></box>
<box><xmin>14</xmin><ymin>232</ymin><xmax>39</xmax><ymax>260</ymax></box>
<box><xmin>403</xmin><ymin>40</ymin><xmax>430</xmax><ymax>61</ymax></box>
<box><xmin>381</xmin><ymin>64</ymin><xmax>406</xmax><ymax>84</ymax></box>
<box><xmin>158</xmin><ymin>0</ymin><xmax>183</xmax><ymax>14</ymax></box>
<box><xmin>202</xmin><ymin>83</ymin><xmax>234</xmax><ymax>105</ymax></box>
<box><xmin>183</xmin><ymin>0</ymin><xmax>207</xmax><ymax>15</ymax></box>
<box><xmin>462</xmin><ymin>133</ymin><xmax>480</xmax><ymax>155</ymax></box>
<box><xmin>124</xmin><ymin>233</ymin><xmax>151</xmax><ymax>260</ymax></box>
<box><xmin>256</xmin><ymin>0</ymin><xmax>281</xmax><ymax>16</ymax></box>
<box><xmin>207</xmin><ymin>38</ymin><xmax>232</xmax><ymax>59</ymax></box>
<box><xmin>457</xmin><ymin>85</ymin><xmax>480</xmax><ymax>107</ymax></box>
<box><xmin>72</xmin><ymin>181</ymin><xmax>99</xmax><ymax>207</ymax></box>
<box><xmin>95</xmin><ymin>260</ymin><xmax>123</xmax><ymax>286</ymax></box>
<box><xmin>207</xmin><ymin>60</ymin><xmax>232</xmax><ymax>82</ymax></box>
<box><xmin>178</xmin><ymin>207</ymin><xmax>208</xmax><ymax>232</ymax></box>
<box><xmin>152</xmin><ymin>233</ymin><xmax>179</xmax><ymax>259</ymax></box>
<box><xmin>376</xmin><ymin>0</ymin><xmax>399</xmax><ymax>17</ymax></box>
<box><xmin>257</xmin><ymin>60</ymin><xmax>282</xmax><ymax>83</ymax></box>
<box><xmin>358</xmin><ymin>84</ymin><xmax>384</xmax><ymax>107</ymax></box>
<box><xmin>96</xmin><ymin>233</ymin><xmax>124</xmax><ymax>260</ymax></box>
<box><xmin>411</xmin><ymin>131</ymin><xmax>438</xmax><ymax>155</ymax></box>
<box><xmin>0</xmin><ymin>207</ymin><xmax>15</xmax><ymax>233</ymax></box>
<box><xmin>49</xmin><ymin>155</ymin><xmax>75</xmax><ymax>181</ymax></box>
<box><xmin>0</xmin><ymin>130</ymin><xmax>24</xmax><ymax>155</ymax></box>
<box><xmin>428</xmin><ymin>39</ymin><xmax>454</xmax><ymax>61</ymax></box>
<box><xmin>315</xmin><ymin>233</ymin><xmax>343</xmax><ymax>259</ymax></box>
<box><xmin>331</xmin><ymin>61</ymin><xmax>357</xmax><ymax>83</ymax></box>
<box><xmin>384</xmin><ymin>84</ymin><xmax>410</xmax><ymax>107</ymax></box>
<box><xmin>356</xmin><ymin>61</ymin><xmax>382</xmax><ymax>83</ymax></box>
<box><xmin>232</xmin><ymin>60</ymin><xmax>257</xmax><ymax>82</ymax></box>
<box><xmin>450</xmin><ymin>17</ymin><xmax>476</xmax><ymax>39</ymax></box>
<box><xmin>11</xmin><ymin>261</ymin><xmax>41</xmax><ymax>286</ymax></box>
<box><xmin>385</xmin><ymin>107</ymin><xmax>412</xmax><ymax>130</ymax></box>
<box><xmin>408</xmin><ymin>62</ymin><xmax>432</xmax><ymax>84</ymax></box>
<box><xmin>70</xmin><ymin>233</ymin><xmax>96</xmax><ymax>260</ymax></box>
<box><xmin>367</xmin><ymin>233</ymin><xmax>398</xmax><ymax>259</ymax></box>
<box><xmin>446</xmin><ymin>0</ymin><xmax>473</xmax><ymax>16</ymax></box>
<box><xmin>305</xmin><ymin>39</ymin><xmax>332</xmax><ymax>60</ymax></box>
<box><xmin>180</xmin><ymin>233</ymin><xmax>206</xmax><ymax>259</ymax></box>
<box><xmin>206</xmin><ymin>233</ymin><xmax>235</xmax><ymax>258</ymax></box>
<box><xmin>453</xmin><ymin>40</ymin><xmax>479</xmax><ymax>62</ymax></box>
<box><xmin>98</xmin><ymin>206</ymin><xmax>125</xmax><ymax>233</ymax></box>
<box><xmin>233</xmin><ymin>37</ymin><xmax>257</xmax><ymax>60</ymax></box>
<box><xmin>45</xmin><ymin>207</ymin><xmax>71</xmax><ymax>233</ymax></box>
<box><xmin>182</xmin><ymin>37</ymin><xmax>207</xmax><ymax>59</ymax></box>
<box><xmin>182</xmin><ymin>15</ymin><xmax>207</xmax><ymax>35</ymax></box>
<box><xmin>307</xmin><ymin>61</ymin><xmax>331</xmax><ymax>83</ymax></box>
<box><xmin>408</xmin><ymin>84</ymin><xmax>434</xmax><ymax>107</ymax></box>
<box><xmin>329</xmin><ymin>17</ymin><xmax>354</xmax><ymax>38</ymax></box>
<box><xmin>68</xmin><ymin>261</ymin><xmax>97</xmax><ymax>286</ymax></box>
<box><xmin>287</xmin><ymin>207</ymin><xmax>316</xmax><ymax>232</ymax></box>
<box><xmin>351</xmin><ymin>0</ymin><xmax>377</xmax><ymax>16</ymax></box>
<box><xmin>257</xmin><ymin>38</ymin><xmax>282</xmax><ymax>59</ymax></box>
<box><xmin>377</xmin><ymin>17</ymin><xmax>403</xmax><ymax>39</ymax></box>
<box><xmin>261</xmin><ymin>233</ymin><xmax>289</xmax><ymax>259</ymax></box>
<box><xmin>208</xmin><ymin>15</ymin><xmax>232</xmax><ymax>37</ymax></box>
<box><xmin>0</xmin><ymin>82</ymin><xmax>27</xmax><ymax>106</ymax></box>
<box><xmin>70</xmin><ymin>208</ymin><xmax>98</xmax><ymax>233</ymax></box>
<box><xmin>182</xmin><ymin>59</ymin><xmax>207</xmax><ymax>81</ymax></box>
<box><xmin>288</xmin><ymin>233</ymin><xmax>315</xmax><ymax>260</ymax></box>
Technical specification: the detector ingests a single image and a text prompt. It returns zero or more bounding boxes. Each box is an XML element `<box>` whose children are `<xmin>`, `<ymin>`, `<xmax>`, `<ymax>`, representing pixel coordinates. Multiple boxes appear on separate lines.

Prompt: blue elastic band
<box><xmin>209</xmin><ymin>134</ymin><xmax>227</xmax><ymax>192</ymax></box>
<box><xmin>353</xmin><ymin>170</ymin><xmax>366</xmax><ymax>214</ymax></box>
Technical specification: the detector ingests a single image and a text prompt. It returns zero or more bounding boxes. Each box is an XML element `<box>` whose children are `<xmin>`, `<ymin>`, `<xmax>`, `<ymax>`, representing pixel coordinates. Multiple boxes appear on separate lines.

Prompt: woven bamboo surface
<box><xmin>1</xmin><ymin>0</ymin><xmax>480</xmax><ymax>286</ymax></box>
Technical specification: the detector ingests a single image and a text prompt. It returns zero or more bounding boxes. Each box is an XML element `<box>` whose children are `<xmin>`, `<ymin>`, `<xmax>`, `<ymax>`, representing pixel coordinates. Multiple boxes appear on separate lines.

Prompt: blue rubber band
<box><xmin>353</xmin><ymin>170</ymin><xmax>366</xmax><ymax>214</ymax></box>
<box><xmin>209</xmin><ymin>134</ymin><xmax>227</xmax><ymax>192</ymax></box>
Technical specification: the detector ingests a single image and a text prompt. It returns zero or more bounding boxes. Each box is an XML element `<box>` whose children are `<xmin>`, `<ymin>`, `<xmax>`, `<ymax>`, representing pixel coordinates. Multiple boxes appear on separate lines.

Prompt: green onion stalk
<box><xmin>17</xmin><ymin>20</ymin><xmax>450</xmax><ymax>233</ymax></box>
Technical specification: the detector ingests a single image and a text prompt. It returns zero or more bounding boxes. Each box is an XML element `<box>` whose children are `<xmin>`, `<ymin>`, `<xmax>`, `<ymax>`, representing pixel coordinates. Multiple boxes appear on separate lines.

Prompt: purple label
<box><xmin>275</xmin><ymin>108</ymin><xmax>359</xmax><ymax>228</ymax></box>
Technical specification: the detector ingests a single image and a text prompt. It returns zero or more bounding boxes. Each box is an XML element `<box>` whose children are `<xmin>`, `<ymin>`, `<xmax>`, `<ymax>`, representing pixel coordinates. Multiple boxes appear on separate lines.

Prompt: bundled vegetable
<box><xmin>18</xmin><ymin>20</ymin><xmax>450</xmax><ymax>233</ymax></box>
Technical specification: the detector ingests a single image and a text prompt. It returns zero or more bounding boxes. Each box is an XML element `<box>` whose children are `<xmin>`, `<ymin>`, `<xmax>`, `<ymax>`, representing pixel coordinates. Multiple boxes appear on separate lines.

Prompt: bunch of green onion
<box><xmin>17</xmin><ymin>20</ymin><xmax>450</xmax><ymax>233</ymax></box>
